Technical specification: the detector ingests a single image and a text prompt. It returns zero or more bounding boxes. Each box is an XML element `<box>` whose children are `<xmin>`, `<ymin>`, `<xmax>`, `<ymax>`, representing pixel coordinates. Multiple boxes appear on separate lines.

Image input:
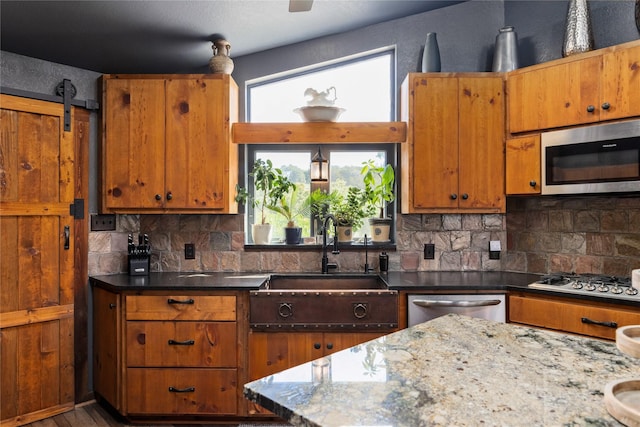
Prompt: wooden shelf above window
<box><xmin>231</xmin><ymin>122</ymin><xmax>406</xmax><ymax>144</ymax></box>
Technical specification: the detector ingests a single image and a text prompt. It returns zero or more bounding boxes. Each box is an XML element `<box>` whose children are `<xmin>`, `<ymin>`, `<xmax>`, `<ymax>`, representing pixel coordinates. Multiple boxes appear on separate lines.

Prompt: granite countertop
<box><xmin>89</xmin><ymin>271</ymin><xmax>269</xmax><ymax>291</ymax></box>
<box><xmin>244</xmin><ymin>314</ymin><xmax>639</xmax><ymax>426</ymax></box>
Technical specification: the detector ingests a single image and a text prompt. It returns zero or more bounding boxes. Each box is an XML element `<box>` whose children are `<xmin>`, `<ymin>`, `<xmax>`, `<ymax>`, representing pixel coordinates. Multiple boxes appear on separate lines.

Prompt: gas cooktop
<box><xmin>528</xmin><ymin>273</ymin><xmax>639</xmax><ymax>302</ymax></box>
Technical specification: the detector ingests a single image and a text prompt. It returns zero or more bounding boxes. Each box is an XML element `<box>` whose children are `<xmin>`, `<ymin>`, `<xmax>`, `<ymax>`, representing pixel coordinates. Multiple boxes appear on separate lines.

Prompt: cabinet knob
<box><xmin>313</xmin><ymin>343</ymin><xmax>321</xmax><ymax>350</ymax></box>
<box><xmin>155</xmin><ymin>194</ymin><xmax>162</xmax><ymax>201</ymax></box>
<box><xmin>529</xmin><ymin>180</ymin><xmax>537</xmax><ymax>188</ymax></box>
<box><xmin>450</xmin><ymin>193</ymin><xmax>457</xmax><ymax>200</ymax></box>
<box><xmin>461</xmin><ymin>193</ymin><xmax>469</xmax><ymax>200</ymax></box>
<box><xmin>586</xmin><ymin>105</ymin><xmax>595</xmax><ymax>113</ymax></box>
<box><xmin>109</xmin><ymin>303</ymin><xmax>116</xmax><ymax>309</ymax></box>
<box><xmin>166</xmin><ymin>192</ymin><xmax>173</xmax><ymax>201</ymax></box>
<box><xmin>326</xmin><ymin>343</ymin><xmax>334</xmax><ymax>350</ymax></box>
<box><xmin>601</xmin><ymin>102</ymin><xmax>610</xmax><ymax>110</ymax></box>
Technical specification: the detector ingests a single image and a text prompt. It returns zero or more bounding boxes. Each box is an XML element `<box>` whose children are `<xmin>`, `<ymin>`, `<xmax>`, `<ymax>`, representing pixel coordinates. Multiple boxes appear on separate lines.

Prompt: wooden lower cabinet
<box><xmin>247</xmin><ymin>331</ymin><xmax>387</xmax><ymax>416</ymax></box>
<box><xmin>93</xmin><ymin>288</ymin><xmax>246</xmax><ymax>421</ymax></box>
<box><xmin>508</xmin><ymin>292</ymin><xmax>640</xmax><ymax>340</ymax></box>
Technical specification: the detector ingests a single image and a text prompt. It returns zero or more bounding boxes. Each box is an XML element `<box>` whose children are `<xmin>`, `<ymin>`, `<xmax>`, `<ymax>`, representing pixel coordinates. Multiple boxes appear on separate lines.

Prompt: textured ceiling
<box><xmin>0</xmin><ymin>0</ymin><xmax>465</xmax><ymax>74</ymax></box>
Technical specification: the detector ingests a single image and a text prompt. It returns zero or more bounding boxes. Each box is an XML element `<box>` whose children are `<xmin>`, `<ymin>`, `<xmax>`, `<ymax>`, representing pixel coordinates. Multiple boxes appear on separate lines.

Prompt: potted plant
<box><xmin>305</xmin><ymin>188</ymin><xmax>341</xmax><ymax>242</ymax></box>
<box><xmin>331</xmin><ymin>187</ymin><xmax>375</xmax><ymax>242</ymax></box>
<box><xmin>267</xmin><ymin>182</ymin><xmax>306</xmax><ymax>244</ymax></box>
<box><xmin>235</xmin><ymin>159</ymin><xmax>290</xmax><ymax>244</ymax></box>
<box><xmin>361</xmin><ymin>160</ymin><xmax>395</xmax><ymax>242</ymax></box>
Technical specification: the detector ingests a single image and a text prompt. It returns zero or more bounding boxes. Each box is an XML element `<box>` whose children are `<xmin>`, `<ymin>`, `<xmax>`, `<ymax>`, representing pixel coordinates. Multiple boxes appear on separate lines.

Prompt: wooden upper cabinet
<box><xmin>505</xmin><ymin>134</ymin><xmax>541</xmax><ymax>195</ymax></box>
<box><xmin>401</xmin><ymin>73</ymin><xmax>505</xmax><ymax>214</ymax></box>
<box><xmin>507</xmin><ymin>40</ymin><xmax>640</xmax><ymax>133</ymax></box>
<box><xmin>101</xmin><ymin>74</ymin><xmax>238</xmax><ymax>213</ymax></box>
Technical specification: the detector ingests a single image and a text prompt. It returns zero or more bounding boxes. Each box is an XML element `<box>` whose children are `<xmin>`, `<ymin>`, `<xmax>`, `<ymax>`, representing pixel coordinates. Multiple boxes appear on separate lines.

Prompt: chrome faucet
<box><xmin>321</xmin><ymin>214</ymin><xmax>340</xmax><ymax>274</ymax></box>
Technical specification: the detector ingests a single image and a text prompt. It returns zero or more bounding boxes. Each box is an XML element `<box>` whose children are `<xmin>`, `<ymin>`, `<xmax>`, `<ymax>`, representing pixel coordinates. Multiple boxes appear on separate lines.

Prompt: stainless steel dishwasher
<box><xmin>408</xmin><ymin>294</ymin><xmax>506</xmax><ymax>326</ymax></box>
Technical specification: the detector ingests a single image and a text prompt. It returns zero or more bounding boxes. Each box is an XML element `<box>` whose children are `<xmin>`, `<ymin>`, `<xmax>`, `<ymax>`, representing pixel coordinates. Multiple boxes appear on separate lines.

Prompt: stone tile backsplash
<box><xmin>88</xmin><ymin>195</ymin><xmax>640</xmax><ymax>277</ymax></box>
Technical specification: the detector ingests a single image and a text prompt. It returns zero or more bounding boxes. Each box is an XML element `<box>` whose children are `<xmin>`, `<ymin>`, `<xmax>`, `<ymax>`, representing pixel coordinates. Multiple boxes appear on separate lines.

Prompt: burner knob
<box><xmin>610</xmin><ymin>286</ymin><xmax>623</xmax><ymax>295</ymax></box>
<box><xmin>597</xmin><ymin>283</ymin><xmax>609</xmax><ymax>293</ymax></box>
<box><xmin>625</xmin><ymin>287</ymin><xmax>639</xmax><ymax>296</ymax></box>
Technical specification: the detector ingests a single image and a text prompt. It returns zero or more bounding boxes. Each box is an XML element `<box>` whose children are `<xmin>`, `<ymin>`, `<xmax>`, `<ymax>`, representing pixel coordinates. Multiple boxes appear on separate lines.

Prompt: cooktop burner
<box><xmin>528</xmin><ymin>273</ymin><xmax>639</xmax><ymax>302</ymax></box>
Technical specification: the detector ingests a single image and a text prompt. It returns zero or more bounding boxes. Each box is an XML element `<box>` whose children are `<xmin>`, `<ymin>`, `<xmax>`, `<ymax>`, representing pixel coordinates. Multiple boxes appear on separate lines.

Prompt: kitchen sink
<box><xmin>250</xmin><ymin>273</ymin><xmax>398</xmax><ymax>331</ymax></box>
<box><xmin>260</xmin><ymin>273</ymin><xmax>389</xmax><ymax>291</ymax></box>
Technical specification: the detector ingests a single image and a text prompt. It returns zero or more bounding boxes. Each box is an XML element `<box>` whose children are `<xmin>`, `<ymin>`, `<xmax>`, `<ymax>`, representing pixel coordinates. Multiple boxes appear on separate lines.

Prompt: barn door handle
<box><xmin>64</xmin><ymin>225</ymin><xmax>70</xmax><ymax>250</ymax></box>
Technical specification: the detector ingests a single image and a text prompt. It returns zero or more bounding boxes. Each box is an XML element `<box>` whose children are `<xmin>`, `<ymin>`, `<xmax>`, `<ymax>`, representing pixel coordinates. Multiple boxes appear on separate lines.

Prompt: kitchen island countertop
<box><xmin>244</xmin><ymin>314</ymin><xmax>639</xmax><ymax>426</ymax></box>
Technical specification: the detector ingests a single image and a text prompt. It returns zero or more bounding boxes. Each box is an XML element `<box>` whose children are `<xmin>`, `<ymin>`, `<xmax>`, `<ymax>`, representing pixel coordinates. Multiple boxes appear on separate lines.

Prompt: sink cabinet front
<box><xmin>247</xmin><ymin>331</ymin><xmax>386</xmax><ymax>416</ymax></box>
<box><xmin>101</xmin><ymin>74</ymin><xmax>239</xmax><ymax>213</ymax></box>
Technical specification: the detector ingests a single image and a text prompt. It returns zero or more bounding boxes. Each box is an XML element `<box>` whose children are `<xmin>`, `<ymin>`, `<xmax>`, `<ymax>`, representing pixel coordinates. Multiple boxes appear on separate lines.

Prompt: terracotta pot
<box><xmin>336</xmin><ymin>225</ymin><xmax>353</xmax><ymax>242</ymax></box>
<box><xmin>369</xmin><ymin>218</ymin><xmax>392</xmax><ymax>242</ymax></box>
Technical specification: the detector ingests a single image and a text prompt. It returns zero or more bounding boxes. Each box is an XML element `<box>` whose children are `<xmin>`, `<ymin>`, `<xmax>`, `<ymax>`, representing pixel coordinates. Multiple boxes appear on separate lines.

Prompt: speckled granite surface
<box><xmin>244</xmin><ymin>314</ymin><xmax>640</xmax><ymax>426</ymax></box>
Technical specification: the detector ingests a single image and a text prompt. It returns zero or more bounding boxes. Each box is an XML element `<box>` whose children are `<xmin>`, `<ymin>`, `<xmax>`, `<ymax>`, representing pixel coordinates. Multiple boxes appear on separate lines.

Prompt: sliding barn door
<box><xmin>0</xmin><ymin>95</ymin><xmax>75</xmax><ymax>426</ymax></box>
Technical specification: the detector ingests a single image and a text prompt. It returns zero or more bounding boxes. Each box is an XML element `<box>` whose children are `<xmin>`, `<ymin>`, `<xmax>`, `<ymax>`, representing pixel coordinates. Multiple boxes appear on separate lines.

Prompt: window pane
<box><xmin>249</xmin><ymin>50</ymin><xmax>393</xmax><ymax>122</ymax></box>
<box><xmin>330</xmin><ymin>150</ymin><xmax>387</xmax><ymax>240</ymax></box>
<box><xmin>253</xmin><ymin>151</ymin><xmax>311</xmax><ymax>241</ymax></box>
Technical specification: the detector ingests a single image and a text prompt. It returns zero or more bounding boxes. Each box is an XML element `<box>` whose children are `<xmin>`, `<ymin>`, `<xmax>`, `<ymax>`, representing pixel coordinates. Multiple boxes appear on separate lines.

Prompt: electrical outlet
<box><xmin>424</xmin><ymin>243</ymin><xmax>435</xmax><ymax>259</ymax></box>
<box><xmin>91</xmin><ymin>214</ymin><xmax>116</xmax><ymax>231</ymax></box>
<box><xmin>184</xmin><ymin>243</ymin><xmax>196</xmax><ymax>259</ymax></box>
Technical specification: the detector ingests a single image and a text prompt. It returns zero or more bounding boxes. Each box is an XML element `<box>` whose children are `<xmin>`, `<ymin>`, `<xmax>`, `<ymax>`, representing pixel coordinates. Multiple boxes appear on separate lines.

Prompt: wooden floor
<box><xmin>21</xmin><ymin>401</ymin><xmax>291</xmax><ymax>427</ymax></box>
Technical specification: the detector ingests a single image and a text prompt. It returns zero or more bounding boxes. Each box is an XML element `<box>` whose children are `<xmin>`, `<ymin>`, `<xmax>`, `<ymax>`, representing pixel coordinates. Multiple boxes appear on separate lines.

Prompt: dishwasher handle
<box><xmin>412</xmin><ymin>299</ymin><xmax>502</xmax><ymax>308</ymax></box>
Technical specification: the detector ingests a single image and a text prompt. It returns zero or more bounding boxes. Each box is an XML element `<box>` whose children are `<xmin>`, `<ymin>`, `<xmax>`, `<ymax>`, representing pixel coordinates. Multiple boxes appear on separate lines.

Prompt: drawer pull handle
<box><xmin>167</xmin><ymin>298</ymin><xmax>195</xmax><ymax>305</ymax></box>
<box><xmin>168</xmin><ymin>339</ymin><xmax>195</xmax><ymax>346</ymax></box>
<box><xmin>412</xmin><ymin>299</ymin><xmax>501</xmax><ymax>308</ymax></box>
<box><xmin>581</xmin><ymin>317</ymin><xmax>617</xmax><ymax>329</ymax></box>
<box><xmin>168</xmin><ymin>386</ymin><xmax>195</xmax><ymax>393</ymax></box>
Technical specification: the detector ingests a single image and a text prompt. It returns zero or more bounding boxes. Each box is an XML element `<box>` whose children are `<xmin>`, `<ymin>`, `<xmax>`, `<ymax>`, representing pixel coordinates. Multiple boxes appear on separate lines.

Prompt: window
<box><xmin>242</xmin><ymin>48</ymin><xmax>396</xmax><ymax>245</ymax></box>
<box><xmin>244</xmin><ymin>144</ymin><xmax>395</xmax><ymax>243</ymax></box>
<box><xmin>247</xmin><ymin>47</ymin><xmax>395</xmax><ymax>122</ymax></box>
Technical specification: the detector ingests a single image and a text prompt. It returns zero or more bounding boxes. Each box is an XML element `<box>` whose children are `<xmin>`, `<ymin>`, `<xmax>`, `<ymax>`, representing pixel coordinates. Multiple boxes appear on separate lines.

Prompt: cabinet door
<box><xmin>102</xmin><ymin>78</ymin><xmax>166</xmax><ymax>210</ymax></box>
<box><xmin>458</xmin><ymin>77</ymin><xmax>505</xmax><ymax>211</ymax></box>
<box><xmin>601</xmin><ymin>43</ymin><xmax>640</xmax><ymax>120</ymax></box>
<box><xmin>323</xmin><ymin>332</ymin><xmax>386</xmax><ymax>355</ymax></box>
<box><xmin>506</xmin><ymin>135</ymin><xmax>541</xmax><ymax>195</ymax></box>
<box><xmin>165</xmin><ymin>78</ymin><xmax>227</xmax><ymax>210</ymax></box>
<box><xmin>508</xmin><ymin>56</ymin><xmax>601</xmax><ymax>133</ymax></box>
<box><xmin>248</xmin><ymin>332</ymin><xmax>323</xmax><ymax>381</ymax></box>
<box><xmin>93</xmin><ymin>288</ymin><xmax>121</xmax><ymax>410</ymax></box>
<box><xmin>411</xmin><ymin>76</ymin><xmax>459</xmax><ymax>210</ymax></box>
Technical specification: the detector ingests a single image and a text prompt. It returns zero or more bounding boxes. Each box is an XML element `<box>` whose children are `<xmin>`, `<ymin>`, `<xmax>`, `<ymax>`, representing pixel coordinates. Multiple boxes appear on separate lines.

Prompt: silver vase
<box><xmin>563</xmin><ymin>0</ymin><xmax>594</xmax><ymax>57</ymax></box>
<box><xmin>492</xmin><ymin>26</ymin><xmax>519</xmax><ymax>72</ymax></box>
<box><xmin>421</xmin><ymin>33</ymin><xmax>441</xmax><ymax>72</ymax></box>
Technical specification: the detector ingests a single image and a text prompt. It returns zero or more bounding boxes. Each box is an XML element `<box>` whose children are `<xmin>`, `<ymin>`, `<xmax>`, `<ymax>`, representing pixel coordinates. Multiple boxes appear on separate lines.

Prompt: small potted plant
<box><xmin>361</xmin><ymin>160</ymin><xmax>395</xmax><ymax>242</ymax></box>
<box><xmin>235</xmin><ymin>159</ymin><xmax>291</xmax><ymax>244</ymax></box>
<box><xmin>267</xmin><ymin>182</ymin><xmax>305</xmax><ymax>244</ymax></box>
<box><xmin>331</xmin><ymin>187</ymin><xmax>374</xmax><ymax>242</ymax></box>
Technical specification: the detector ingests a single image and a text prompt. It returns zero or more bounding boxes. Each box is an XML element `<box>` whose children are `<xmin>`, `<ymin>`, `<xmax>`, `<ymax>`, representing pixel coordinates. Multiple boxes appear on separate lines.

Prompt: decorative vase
<box><xmin>562</xmin><ymin>0</ymin><xmax>594</xmax><ymax>57</ymax></box>
<box><xmin>421</xmin><ymin>33</ymin><xmax>441</xmax><ymax>72</ymax></box>
<box><xmin>209</xmin><ymin>39</ymin><xmax>234</xmax><ymax>74</ymax></box>
<box><xmin>252</xmin><ymin>223</ymin><xmax>271</xmax><ymax>245</ymax></box>
<box><xmin>492</xmin><ymin>26</ymin><xmax>519</xmax><ymax>72</ymax></box>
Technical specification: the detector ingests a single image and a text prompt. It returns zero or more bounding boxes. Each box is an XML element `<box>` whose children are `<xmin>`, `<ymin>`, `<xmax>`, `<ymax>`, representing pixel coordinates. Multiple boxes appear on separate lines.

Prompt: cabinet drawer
<box><xmin>127</xmin><ymin>321</ymin><xmax>237</xmax><ymax>367</ymax></box>
<box><xmin>126</xmin><ymin>295</ymin><xmax>236</xmax><ymax>321</ymax></box>
<box><xmin>126</xmin><ymin>368</ymin><xmax>237</xmax><ymax>415</ymax></box>
<box><xmin>509</xmin><ymin>295</ymin><xmax>640</xmax><ymax>340</ymax></box>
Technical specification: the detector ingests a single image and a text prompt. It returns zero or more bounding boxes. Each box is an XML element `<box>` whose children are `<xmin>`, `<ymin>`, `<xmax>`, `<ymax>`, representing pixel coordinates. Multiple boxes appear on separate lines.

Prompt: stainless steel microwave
<box><xmin>541</xmin><ymin>120</ymin><xmax>640</xmax><ymax>195</ymax></box>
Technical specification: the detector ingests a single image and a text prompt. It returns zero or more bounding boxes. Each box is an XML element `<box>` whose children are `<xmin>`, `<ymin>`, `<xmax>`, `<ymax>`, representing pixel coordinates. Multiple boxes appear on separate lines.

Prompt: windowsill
<box><xmin>243</xmin><ymin>242</ymin><xmax>396</xmax><ymax>251</ymax></box>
